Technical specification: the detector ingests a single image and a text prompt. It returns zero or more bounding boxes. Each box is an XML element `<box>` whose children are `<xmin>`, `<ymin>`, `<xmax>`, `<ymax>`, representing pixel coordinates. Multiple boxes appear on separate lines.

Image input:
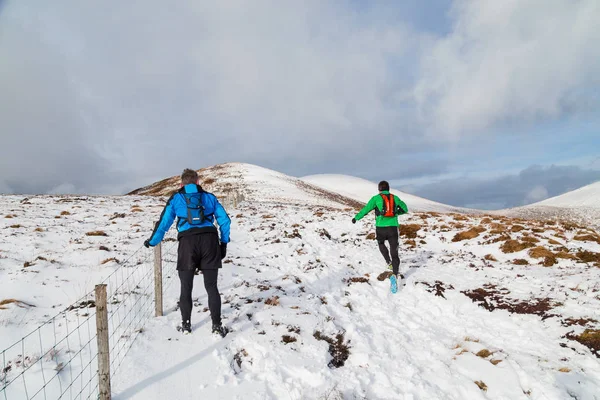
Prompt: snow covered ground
<box><xmin>2</xmin><ymin>192</ymin><xmax>600</xmax><ymax>399</ymax></box>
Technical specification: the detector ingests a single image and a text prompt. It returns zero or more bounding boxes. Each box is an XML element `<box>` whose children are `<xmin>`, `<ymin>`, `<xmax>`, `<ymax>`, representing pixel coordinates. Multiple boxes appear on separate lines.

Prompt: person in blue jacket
<box><xmin>144</xmin><ymin>168</ymin><xmax>231</xmax><ymax>336</ymax></box>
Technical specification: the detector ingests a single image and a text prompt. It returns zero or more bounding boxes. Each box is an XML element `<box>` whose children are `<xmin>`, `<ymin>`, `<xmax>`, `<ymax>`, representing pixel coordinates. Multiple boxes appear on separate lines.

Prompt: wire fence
<box><xmin>0</xmin><ymin>298</ymin><xmax>98</xmax><ymax>400</ymax></box>
<box><xmin>0</xmin><ymin>241</ymin><xmax>177</xmax><ymax>400</ymax></box>
<box><xmin>1</xmin><ymin>192</ymin><xmax>236</xmax><ymax>399</ymax></box>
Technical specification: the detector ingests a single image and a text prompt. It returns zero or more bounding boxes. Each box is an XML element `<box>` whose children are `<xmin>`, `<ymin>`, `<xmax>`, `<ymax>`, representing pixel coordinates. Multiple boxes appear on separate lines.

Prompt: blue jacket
<box><xmin>148</xmin><ymin>184</ymin><xmax>231</xmax><ymax>246</ymax></box>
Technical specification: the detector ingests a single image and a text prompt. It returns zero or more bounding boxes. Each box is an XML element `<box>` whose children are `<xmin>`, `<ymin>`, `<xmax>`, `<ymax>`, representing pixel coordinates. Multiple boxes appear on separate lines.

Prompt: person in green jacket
<box><xmin>352</xmin><ymin>181</ymin><xmax>408</xmax><ymax>281</ymax></box>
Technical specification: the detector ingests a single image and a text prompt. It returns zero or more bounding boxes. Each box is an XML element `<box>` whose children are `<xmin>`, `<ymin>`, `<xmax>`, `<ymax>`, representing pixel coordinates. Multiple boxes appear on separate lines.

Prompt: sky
<box><xmin>0</xmin><ymin>0</ymin><xmax>599</xmax><ymax>209</ymax></box>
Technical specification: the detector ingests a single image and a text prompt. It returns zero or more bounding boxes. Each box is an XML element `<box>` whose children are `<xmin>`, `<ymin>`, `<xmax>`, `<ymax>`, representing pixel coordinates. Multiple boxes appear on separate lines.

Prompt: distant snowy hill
<box><xmin>128</xmin><ymin>163</ymin><xmax>363</xmax><ymax>210</ymax></box>
<box><xmin>504</xmin><ymin>181</ymin><xmax>600</xmax><ymax>229</ymax></box>
<box><xmin>535</xmin><ymin>181</ymin><xmax>600</xmax><ymax>208</ymax></box>
<box><xmin>302</xmin><ymin>174</ymin><xmax>473</xmax><ymax>213</ymax></box>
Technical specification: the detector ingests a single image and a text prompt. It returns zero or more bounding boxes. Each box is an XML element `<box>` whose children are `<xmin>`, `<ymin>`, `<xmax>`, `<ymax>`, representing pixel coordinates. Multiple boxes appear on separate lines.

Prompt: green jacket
<box><xmin>354</xmin><ymin>191</ymin><xmax>408</xmax><ymax>227</ymax></box>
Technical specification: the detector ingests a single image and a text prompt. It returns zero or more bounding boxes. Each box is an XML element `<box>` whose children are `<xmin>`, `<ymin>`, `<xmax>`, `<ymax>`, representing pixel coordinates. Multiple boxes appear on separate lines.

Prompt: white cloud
<box><xmin>0</xmin><ymin>1</ymin><xmax>428</xmax><ymax>193</ymax></box>
<box><xmin>47</xmin><ymin>183</ymin><xmax>77</xmax><ymax>195</ymax></box>
<box><xmin>524</xmin><ymin>185</ymin><xmax>549</xmax><ymax>204</ymax></box>
<box><xmin>414</xmin><ymin>0</ymin><xmax>600</xmax><ymax>136</ymax></box>
<box><xmin>0</xmin><ymin>0</ymin><xmax>598</xmax><ymax>197</ymax></box>
<box><xmin>0</xmin><ymin>181</ymin><xmax>14</xmax><ymax>195</ymax></box>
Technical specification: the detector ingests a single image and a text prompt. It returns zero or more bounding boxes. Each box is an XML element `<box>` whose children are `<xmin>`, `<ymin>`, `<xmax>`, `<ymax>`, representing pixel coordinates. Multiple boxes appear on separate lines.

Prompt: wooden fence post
<box><xmin>95</xmin><ymin>284</ymin><xmax>111</xmax><ymax>400</ymax></box>
<box><xmin>154</xmin><ymin>243</ymin><xmax>163</xmax><ymax>317</ymax></box>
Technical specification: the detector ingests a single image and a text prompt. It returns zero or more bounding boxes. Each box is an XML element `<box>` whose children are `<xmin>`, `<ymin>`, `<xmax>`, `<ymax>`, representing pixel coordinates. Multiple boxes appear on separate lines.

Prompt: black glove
<box><xmin>220</xmin><ymin>243</ymin><xmax>227</xmax><ymax>259</ymax></box>
<box><xmin>352</xmin><ymin>218</ymin><xmax>356</xmax><ymax>224</ymax></box>
<box><xmin>143</xmin><ymin>239</ymin><xmax>151</xmax><ymax>248</ymax></box>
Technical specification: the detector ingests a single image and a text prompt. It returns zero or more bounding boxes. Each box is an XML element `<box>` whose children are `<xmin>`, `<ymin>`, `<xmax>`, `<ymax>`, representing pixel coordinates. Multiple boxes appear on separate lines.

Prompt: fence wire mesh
<box><xmin>0</xmin><ymin>294</ymin><xmax>98</xmax><ymax>400</ymax></box>
<box><xmin>0</xmin><ymin>191</ymin><xmax>234</xmax><ymax>400</ymax></box>
<box><xmin>0</xmin><ymin>239</ymin><xmax>177</xmax><ymax>400</ymax></box>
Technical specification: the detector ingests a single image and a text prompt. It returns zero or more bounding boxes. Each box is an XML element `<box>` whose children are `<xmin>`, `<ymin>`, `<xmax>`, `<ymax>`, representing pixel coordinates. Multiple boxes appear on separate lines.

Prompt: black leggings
<box><xmin>376</xmin><ymin>226</ymin><xmax>400</xmax><ymax>275</ymax></box>
<box><xmin>178</xmin><ymin>269</ymin><xmax>221</xmax><ymax>325</ymax></box>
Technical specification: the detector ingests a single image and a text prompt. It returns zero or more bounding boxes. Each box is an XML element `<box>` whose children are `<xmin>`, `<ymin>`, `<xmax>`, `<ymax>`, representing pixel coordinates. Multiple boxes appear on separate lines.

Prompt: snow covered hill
<box><xmin>505</xmin><ymin>181</ymin><xmax>600</xmax><ymax>230</ymax></box>
<box><xmin>128</xmin><ymin>163</ymin><xmax>363</xmax><ymax>210</ymax></box>
<box><xmin>1</xmin><ymin>193</ymin><xmax>600</xmax><ymax>399</ymax></box>
<box><xmin>536</xmin><ymin>181</ymin><xmax>600</xmax><ymax>208</ymax></box>
<box><xmin>302</xmin><ymin>174</ymin><xmax>473</xmax><ymax>214</ymax></box>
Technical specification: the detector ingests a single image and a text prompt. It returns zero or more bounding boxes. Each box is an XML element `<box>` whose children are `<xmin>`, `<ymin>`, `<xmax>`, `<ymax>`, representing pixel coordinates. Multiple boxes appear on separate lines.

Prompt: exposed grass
<box><xmin>511</xmin><ymin>225</ymin><xmax>526</xmax><ymax>232</ymax></box>
<box><xmin>265</xmin><ymin>296</ymin><xmax>280</xmax><ymax>306</ymax></box>
<box><xmin>313</xmin><ymin>331</ymin><xmax>351</xmax><ymax>368</ymax></box>
<box><xmin>526</xmin><ymin>246</ymin><xmax>558</xmax><ymax>266</ymax></box>
<box><xmin>521</xmin><ymin>236</ymin><xmax>540</xmax><ymax>244</ymax></box>
<box><xmin>60</xmin><ymin>211</ymin><xmax>71</xmax><ymax>216</ymax></box>
<box><xmin>561</xmin><ymin>221</ymin><xmax>585</xmax><ymax>231</ymax></box>
<box><xmin>281</xmin><ymin>335</ymin><xmax>297</xmax><ymax>344</ymax></box>
<box><xmin>474</xmin><ymin>381</ymin><xmax>488</xmax><ymax>392</ymax></box>
<box><xmin>232</xmin><ymin>349</ymin><xmax>249</xmax><ymax>371</ymax></box>
<box><xmin>318</xmin><ymin>229</ymin><xmax>332</xmax><ymax>240</ymax></box>
<box><xmin>0</xmin><ymin>299</ymin><xmax>20</xmax><ymax>309</ymax></box>
<box><xmin>574</xmin><ymin>234</ymin><xmax>600</xmax><ymax>245</ymax></box>
<box><xmin>489</xmin><ymin>222</ymin><xmax>506</xmax><ymax>231</ymax></box>
<box><xmin>559</xmin><ymin>367</ymin><xmax>571</xmax><ymax>373</ymax></box>
<box><xmin>452</xmin><ymin>214</ymin><xmax>469</xmax><ymax>221</ymax></box>
<box><xmin>34</xmin><ymin>227</ymin><xmax>44</xmax><ymax>232</ymax></box>
<box><xmin>484</xmin><ymin>254</ymin><xmax>497</xmax><ymax>262</ymax></box>
<box><xmin>109</xmin><ymin>213</ymin><xmax>126</xmax><ymax>220</ymax></box>
<box><xmin>500</xmin><ymin>240</ymin><xmax>535</xmax><ymax>254</ymax></box>
<box><xmin>542</xmin><ymin>256</ymin><xmax>557</xmax><ymax>267</ymax></box>
<box><xmin>365</xmin><ymin>232</ymin><xmax>376</xmax><ymax>240</ymax></box>
<box><xmin>377</xmin><ymin>271</ymin><xmax>394</xmax><ymax>281</ymax></box>
<box><xmin>100</xmin><ymin>257</ymin><xmax>120</xmax><ymax>265</ymax></box>
<box><xmin>399</xmin><ymin>224</ymin><xmax>421</xmax><ymax>239</ymax></box>
<box><xmin>9</xmin><ymin>224</ymin><xmax>22</xmax><ymax>229</ymax></box>
<box><xmin>490</xmin><ymin>359</ymin><xmax>503</xmax><ymax>365</ymax></box>
<box><xmin>562</xmin><ymin>318</ymin><xmax>598</xmax><ymax>327</ymax></box>
<box><xmin>476</xmin><ymin>349</ymin><xmax>493</xmax><ymax>358</ymax></box>
<box><xmin>513</xmin><ymin>259</ymin><xmax>529</xmax><ymax>265</ymax></box>
<box><xmin>462</xmin><ymin>286</ymin><xmax>556</xmax><ymax>318</ymax></box>
<box><xmin>405</xmin><ymin>239</ymin><xmax>417</xmax><ymax>248</ymax></box>
<box><xmin>555</xmin><ymin>252</ymin><xmax>577</xmax><ymax>260</ymax></box>
<box><xmin>86</xmin><ymin>231</ymin><xmax>108</xmax><ymax>237</ymax></box>
<box><xmin>287</xmin><ymin>325</ymin><xmax>301</xmax><ymax>334</ymax></box>
<box><xmin>528</xmin><ymin>246</ymin><xmax>555</xmax><ymax>259</ymax></box>
<box><xmin>0</xmin><ymin>299</ymin><xmax>34</xmax><ymax>310</ymax></box>
<box><xmin>347</xmin><ymin>276</ymin><xmax>369</xmax><ymax>286</ymax></box>
<box><xmin>576</xmin><ymin>251</ymin><xmax>600</xmax><ymax>264</ymax></box>
<box><xmin>418</xmin><ymin>281</ymin><xmax>454</xmax><ymax>299</ymax></box>
<box><xmin>567</xmin><ymin>329</ymin><xmax>600</xmax><ymax>358</ymax></box>
<box><xmin>452</xmin><ymin>226</ymin><xmax>486</xmax><ymax>242</ymax></box>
